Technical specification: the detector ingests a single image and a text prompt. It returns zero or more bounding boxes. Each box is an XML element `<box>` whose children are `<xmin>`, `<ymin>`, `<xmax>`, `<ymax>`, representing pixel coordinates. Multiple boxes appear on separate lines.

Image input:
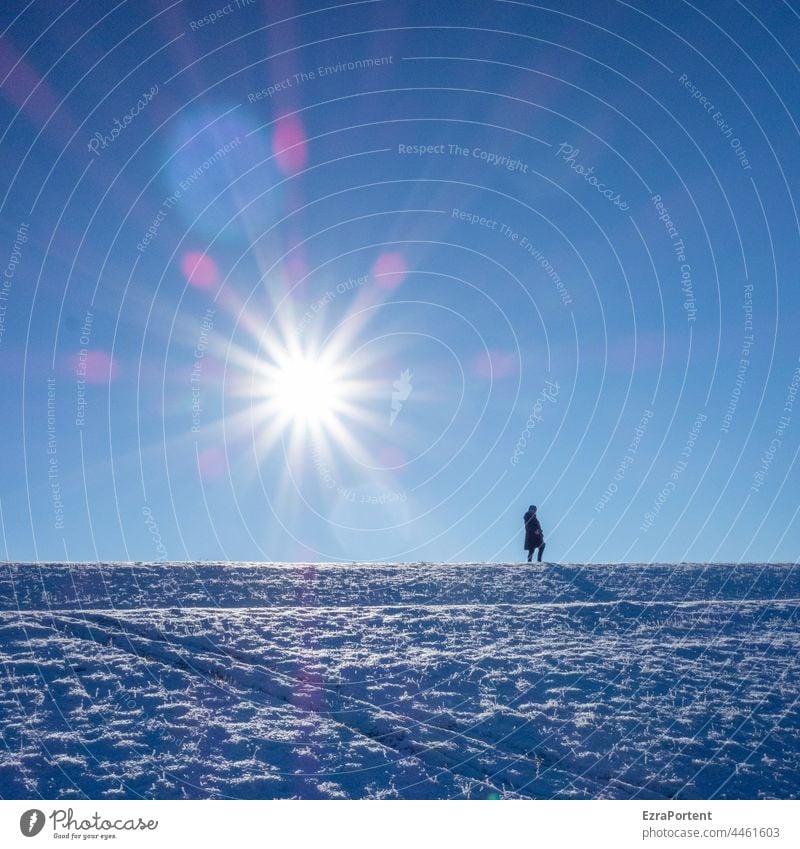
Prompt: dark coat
<box><xmin>523</xmin><ymin>510</ymin><xmax>543</xmax><ymax>550</ymax></box>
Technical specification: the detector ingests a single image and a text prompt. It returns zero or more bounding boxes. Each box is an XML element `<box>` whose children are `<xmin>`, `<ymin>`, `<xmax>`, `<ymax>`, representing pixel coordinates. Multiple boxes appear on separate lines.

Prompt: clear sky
<box><xmin>0</xmin><ymin>0</ymin><xmax>799</xmax><ymax>564</ymax></box>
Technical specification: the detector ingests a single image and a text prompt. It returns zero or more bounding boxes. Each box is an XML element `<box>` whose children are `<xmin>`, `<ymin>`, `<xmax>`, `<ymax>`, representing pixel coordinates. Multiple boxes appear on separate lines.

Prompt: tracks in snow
<box><xmin>41</xmin><ymin>610</ymin><xmax>558</xmax><ymax>799</ymax></box>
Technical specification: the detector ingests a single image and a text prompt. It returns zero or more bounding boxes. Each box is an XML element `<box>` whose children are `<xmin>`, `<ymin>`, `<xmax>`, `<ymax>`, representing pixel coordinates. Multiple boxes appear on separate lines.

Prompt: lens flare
<box><xmin>371</xmin><ymin>252</ymin><xmax>407</xmax><ymax>289</ymax></box>
<box><xmin>180</xmin><ymin>251</ymin><xmax>219</xmax><ymax>289</ymax></box>
<box><xmin>273</xmin><ymin>115</ymin><xmax>308</xmax><ymax>175</ymax></box>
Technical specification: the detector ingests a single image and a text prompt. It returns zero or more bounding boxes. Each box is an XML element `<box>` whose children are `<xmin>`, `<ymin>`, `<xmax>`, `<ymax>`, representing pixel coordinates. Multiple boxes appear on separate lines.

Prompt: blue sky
<box><xmin>0</xmin><ymin>0</ymin><xmax>799</xmax><ymax>563</ymax></box>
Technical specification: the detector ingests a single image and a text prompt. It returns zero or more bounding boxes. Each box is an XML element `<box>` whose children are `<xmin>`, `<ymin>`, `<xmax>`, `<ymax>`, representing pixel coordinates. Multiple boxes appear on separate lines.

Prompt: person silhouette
<box><xmin>523</xmin><ymin>505</ymin><xmax>545</xmax><ymax>562</ymax></box>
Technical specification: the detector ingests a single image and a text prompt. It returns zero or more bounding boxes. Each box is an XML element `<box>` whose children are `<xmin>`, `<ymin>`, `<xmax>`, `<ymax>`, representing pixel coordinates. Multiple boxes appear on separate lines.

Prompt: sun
<box><xmin>272</xmin><ymin>354</ymin><xmax>343</xmax><ymax>425</ymax></box>
<box><xmin>227</xmin><ymin>326</ymin><xmax>388</xmax><ymax>468</ymax></box>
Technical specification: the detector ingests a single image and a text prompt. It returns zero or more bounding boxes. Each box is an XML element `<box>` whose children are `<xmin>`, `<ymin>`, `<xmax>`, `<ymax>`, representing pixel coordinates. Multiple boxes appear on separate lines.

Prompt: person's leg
<box><xmin>537</xmin><ymin>542</ymin><xmax>545</xmax><ymax>562</ymax></box>
<box><xmin>527</xmin><ymin>549</ymin><xmax>533</xmax><ymax>562</ymax></box>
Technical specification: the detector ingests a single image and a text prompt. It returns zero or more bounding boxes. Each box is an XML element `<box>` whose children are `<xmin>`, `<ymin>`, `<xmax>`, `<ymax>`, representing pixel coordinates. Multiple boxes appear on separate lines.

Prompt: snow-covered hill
<box><xmin>0</xmin><ymin>562</ymin><xmax>797</xmax><ymax>799</ymax></box>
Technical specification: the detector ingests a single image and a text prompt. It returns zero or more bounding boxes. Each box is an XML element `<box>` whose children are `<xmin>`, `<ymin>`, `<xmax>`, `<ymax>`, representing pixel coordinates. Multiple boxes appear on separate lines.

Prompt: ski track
<box><xmin>0</xmin><ymin>562</ymin><xmax>798</xmax><ymax>799</ymax></box>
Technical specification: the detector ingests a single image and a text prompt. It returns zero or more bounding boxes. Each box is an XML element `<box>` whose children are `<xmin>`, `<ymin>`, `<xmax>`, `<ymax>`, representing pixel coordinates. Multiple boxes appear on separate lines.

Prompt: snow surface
<box><xmin>0</xmin><ymin>561</ymin><xmax>798</xmax><ymax>800</ymax></box>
